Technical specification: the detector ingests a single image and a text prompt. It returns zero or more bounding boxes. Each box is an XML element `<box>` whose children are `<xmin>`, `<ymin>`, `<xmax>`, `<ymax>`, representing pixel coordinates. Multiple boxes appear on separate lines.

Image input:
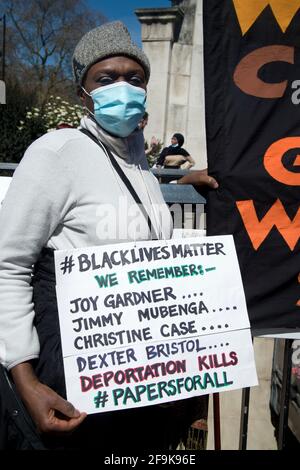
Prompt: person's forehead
<box><xmin>88</xmin><ymin>56</ymin><xmax>145</xmax><ymax>74</ymax></box>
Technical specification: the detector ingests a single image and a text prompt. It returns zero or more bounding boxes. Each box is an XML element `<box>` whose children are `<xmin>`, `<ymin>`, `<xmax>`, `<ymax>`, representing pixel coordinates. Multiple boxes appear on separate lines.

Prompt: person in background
<box><xmin>156</xmin><ymin>133</ymin><xmax>195</xmax><ymax>169</ymax></box>
<box><xmin>139</xmin><ymin>119</ymin><xmax>216</xmax><ymax>190</ymax></box>
<box><xmin>155</xmin><ymin>133</ymin><xmax>218</xmax><ymax>189</ymax></box>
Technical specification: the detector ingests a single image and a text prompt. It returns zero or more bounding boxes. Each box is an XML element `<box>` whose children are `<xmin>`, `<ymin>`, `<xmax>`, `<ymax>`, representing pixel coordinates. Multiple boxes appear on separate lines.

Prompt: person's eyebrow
<box><xmin>91</xmin><ymin>64</ymin><xmax>145</xmax><ymax>75</ymax></box>
<box><xmin>91</xmin><ymin>67</ymin><xmax>117</xmax><ymax>77</ymax></box>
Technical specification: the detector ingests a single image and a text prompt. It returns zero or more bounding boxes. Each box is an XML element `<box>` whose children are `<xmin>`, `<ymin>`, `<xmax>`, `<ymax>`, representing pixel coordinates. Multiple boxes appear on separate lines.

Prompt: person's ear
<box><xmin>78</xmin><ymin>85</ymin><xmax>88</xmax><ymax>107</ymax></box>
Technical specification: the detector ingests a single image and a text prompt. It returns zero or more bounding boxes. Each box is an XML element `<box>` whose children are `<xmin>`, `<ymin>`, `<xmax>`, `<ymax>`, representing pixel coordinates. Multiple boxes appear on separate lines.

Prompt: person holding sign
<box><xmin>0</xmin><ymin>21</ymin><xmax>214</xmax><ymax>450</ymax></box>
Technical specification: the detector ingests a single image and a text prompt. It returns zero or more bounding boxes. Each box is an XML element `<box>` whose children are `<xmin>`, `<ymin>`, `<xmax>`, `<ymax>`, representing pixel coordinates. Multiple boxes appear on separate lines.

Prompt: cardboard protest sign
<box><xmin>55</xmin><ymin>235</ymin><xmax>258</xmax><ymax>414</ymax></box>
<box><xmin>172</xmin><ymin>228</ymin><xmax>206</xmax><ymax>238</ymax></box>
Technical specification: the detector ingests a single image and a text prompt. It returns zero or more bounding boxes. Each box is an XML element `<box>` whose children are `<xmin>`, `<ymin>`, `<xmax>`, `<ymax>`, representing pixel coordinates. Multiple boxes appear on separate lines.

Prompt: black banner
<box><xmin>203</xmin><ymin>1</ymin><xmax>300</xmax><ymax>331</ymax></box>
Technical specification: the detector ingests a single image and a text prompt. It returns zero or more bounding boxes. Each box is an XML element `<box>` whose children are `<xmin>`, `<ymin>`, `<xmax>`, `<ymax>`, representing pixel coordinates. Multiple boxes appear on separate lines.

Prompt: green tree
<box><xmin>0</xmin><ymin>0</ymin><xmax>107</xmax><ymax>162</ymax></box>
<box><xmin>2</xmin><ymin>0</ymin><xmax>106</xmax><ymax>105</ymax></box>
<box><xmin>145</xmin><ymin>137</ymin><xmax>163</xmax><ymax>167</ymax></box>
<box><xmin>0</xmin><ymin>80</ymin><xmax>46</xmax><ymax>162</ymax></box>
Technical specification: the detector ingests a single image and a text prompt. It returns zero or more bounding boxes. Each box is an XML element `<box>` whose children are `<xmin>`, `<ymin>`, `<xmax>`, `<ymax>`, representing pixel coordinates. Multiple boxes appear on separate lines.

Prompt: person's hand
<box><xmin>191</xmin><ymin>419</ymin><xmax>208</xmax><ymax>431</ymax></box>
<box><xmin>177</xmin><ymin>169</ymin><xmax>219</xmax><ymax>189</ymax></box>
<box><xmin>150</xmin><ymin>136</ymin><xmax>158</xmax><ymax>147</ymax></box>
<box><xmin>11</xmin><ymin>362</ymin><xmax>87</xmax><ymax>434</ymax></box>
<box><xmin>23</xmin><ymin>381</ymin><xmax>87</xmax><ymax>434</ymax></box>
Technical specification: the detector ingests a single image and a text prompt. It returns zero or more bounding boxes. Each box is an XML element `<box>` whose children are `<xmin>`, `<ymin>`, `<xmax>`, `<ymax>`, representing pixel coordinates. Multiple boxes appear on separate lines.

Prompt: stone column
<box><xmin>135</xmin><ymin>7</ymin><xmax>184</xmax><ymax>149</ymax></box>
<box><xmin>186</xmin><ymin>0</ymin><xmax>207</xmax><ymax>169</ymax></box>
<box><xmin>165</xmin><ymin>0</ymin><xmax>207</xmax><ymax>169</ymax></box>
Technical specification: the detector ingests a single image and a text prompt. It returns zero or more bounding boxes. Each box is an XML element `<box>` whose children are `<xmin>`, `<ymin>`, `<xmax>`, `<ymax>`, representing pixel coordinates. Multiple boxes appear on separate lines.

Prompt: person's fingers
<box><xmin>39</xmin><ymin>411</ymin><xmax>87</xmax><ymax>434</ymax></box>
<box><xmin>53</xmin><ymin>395</ymin><xmax>81</xmax><ymax>419</ymax></box>
<box><xmin>16</xmin><ymin>378</ymin><xmax>87</xmax><ymax>435</ymax></box>
<box><xmin>37</xmin><ymin>408</ymin><xmax>87</xmax><ymax>434</ymax></box>
<box><xmin>207</xmin><ymin>176</ymin><xmax>219</xmax><ymax>188</ymax></box>
<box><xmin>191</xmin><ymin>419</ymin><xmax>208</xmax><ymax>431</ymax></box>
<box><xmin>177</xmin><ymin>171</ymin><xmax>218</xmax><ymax>187</ymax></box>
<box><xmin>49</xmin><ymin>412</ymin><xmax>87</xmax><ymax>433</ymax></box>
<box><xmin>194</xmin><ymin>175</ymin><xmax>218</xmax><ymax>187</ymax></box>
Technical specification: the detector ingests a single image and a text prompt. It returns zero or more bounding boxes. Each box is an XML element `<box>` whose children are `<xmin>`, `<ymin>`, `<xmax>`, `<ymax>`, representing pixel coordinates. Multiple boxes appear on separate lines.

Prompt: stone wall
<box><xmin>136</xmin><ymin>0</ymin><xmax>207</xmax><ymax>169</ymax></box>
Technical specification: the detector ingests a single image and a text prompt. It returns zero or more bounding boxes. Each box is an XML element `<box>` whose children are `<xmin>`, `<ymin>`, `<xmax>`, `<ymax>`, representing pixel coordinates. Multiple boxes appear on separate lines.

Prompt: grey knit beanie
<box><xmin>72</xmin><ymin>21</ymin><xmax>150</xmax><ymax>85</ymax></box>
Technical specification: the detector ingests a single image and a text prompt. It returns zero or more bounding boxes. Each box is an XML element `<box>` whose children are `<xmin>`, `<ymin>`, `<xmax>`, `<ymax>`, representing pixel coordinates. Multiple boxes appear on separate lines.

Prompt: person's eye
<box><xmin>96</xmin><ymin>76</ymin><xmax>114</xmax><ymax>86</ymax></box>
<box><xmin>129</xmin><ymin>76</ymin><xmax>144</xmax><ymax>86</ymax></box>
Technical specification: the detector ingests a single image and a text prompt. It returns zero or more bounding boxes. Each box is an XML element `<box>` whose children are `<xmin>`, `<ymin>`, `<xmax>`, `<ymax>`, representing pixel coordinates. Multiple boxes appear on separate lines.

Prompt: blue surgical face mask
<box><xmin>172</xmin><ymin>144</ymin><xmax>179</xmax><ymax>148</ymax></box>
<box><xmin>82</xmin><ymin>81</ymin><xmax>146</xmax><ymax>138</ymax></box>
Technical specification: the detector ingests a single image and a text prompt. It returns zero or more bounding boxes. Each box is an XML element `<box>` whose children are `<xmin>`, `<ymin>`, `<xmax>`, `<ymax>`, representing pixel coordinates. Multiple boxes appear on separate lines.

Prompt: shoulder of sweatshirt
<box><xmin>10</xmin><ymin>128</ymin><xmax>94</xmax><ymax>184</ymax></box>
<box><xmin>16</xmin><ymin>128</ymin><xmax>97</xmax><ymax>177</ymax></box>
<box><xmin>27</xmin><ymin>128</ymin><xmax>86</xmax><ymax>155</ymax></box>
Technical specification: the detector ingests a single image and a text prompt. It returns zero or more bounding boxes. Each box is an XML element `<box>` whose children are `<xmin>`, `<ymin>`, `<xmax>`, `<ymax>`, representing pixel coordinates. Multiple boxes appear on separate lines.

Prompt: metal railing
<box><xmin>0</xmin><ymin>164</ymin><xmax>207</xmax><ymax>230</ymax></box>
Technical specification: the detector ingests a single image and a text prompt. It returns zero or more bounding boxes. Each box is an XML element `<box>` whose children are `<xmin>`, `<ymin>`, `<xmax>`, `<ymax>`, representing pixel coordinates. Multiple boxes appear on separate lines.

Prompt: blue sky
<box><xmin>86</xmin><ymin>0</ymin><xmax>171</xmax><ymax>44</ymax></box>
